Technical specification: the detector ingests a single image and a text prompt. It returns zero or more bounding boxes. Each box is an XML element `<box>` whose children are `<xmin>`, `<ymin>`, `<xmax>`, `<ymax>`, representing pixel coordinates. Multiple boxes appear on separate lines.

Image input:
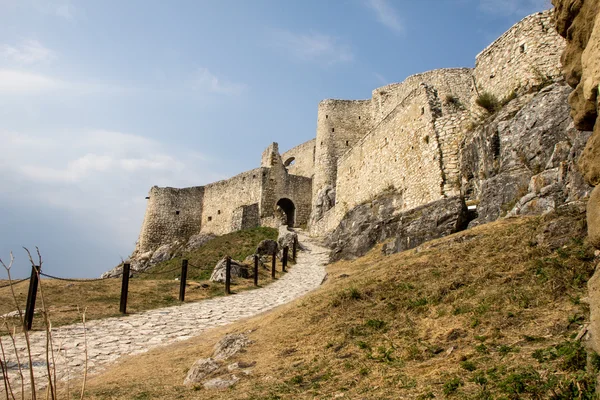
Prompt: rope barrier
<box><xmin>39</xmin><ymin>272</ymin><xmax>119</xmax><ymax>282</ymax></box>
<box><xmin>132</xmin><ymin>264</ymin><xmax>183</xmax><ymax>276</ymax></box>
<box><xmin>0</xmin><ymin>278</ymin><xmax>29</xmax><ymax>289</ymax></box>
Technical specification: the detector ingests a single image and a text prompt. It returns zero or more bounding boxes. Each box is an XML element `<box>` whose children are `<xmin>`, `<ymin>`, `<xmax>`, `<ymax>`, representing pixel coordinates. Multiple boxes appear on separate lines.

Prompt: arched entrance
<box><xmin>276</xmin><ymin>198</ymin><xmax>295</xmax><ymax>227</ymax></box>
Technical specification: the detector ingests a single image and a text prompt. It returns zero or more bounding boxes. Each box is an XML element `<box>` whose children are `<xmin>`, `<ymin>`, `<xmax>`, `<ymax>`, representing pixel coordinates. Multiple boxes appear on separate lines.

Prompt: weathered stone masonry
<box><xmin>133</xmin><ymin>10</ymin><xmax>566</xmax><ymax>254</ymax></box>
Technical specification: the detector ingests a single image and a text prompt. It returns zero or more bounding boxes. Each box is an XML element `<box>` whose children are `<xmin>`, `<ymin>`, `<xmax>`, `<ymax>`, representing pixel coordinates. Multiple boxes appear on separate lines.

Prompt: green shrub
<box><xmin>476</xmin><ymin>92</ymin><xmax>500</xmax><ymax>113</ymax></box>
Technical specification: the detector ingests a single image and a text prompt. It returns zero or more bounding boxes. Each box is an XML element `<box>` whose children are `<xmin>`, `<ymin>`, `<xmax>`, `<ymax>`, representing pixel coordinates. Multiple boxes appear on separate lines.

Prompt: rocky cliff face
<box><xmin>327</xmin><ymin>82</ymin><xmax>591</xmax><ymax>262</ymax></box>
<box><xmin>552</xmin><ymin>0</ymin><xmax>600</xmax><ymax>354</ymax></box>
<box><xmin>461</xmin><ymin>83</ymin><xmax>592</xmax><ymax>226</ymax></box>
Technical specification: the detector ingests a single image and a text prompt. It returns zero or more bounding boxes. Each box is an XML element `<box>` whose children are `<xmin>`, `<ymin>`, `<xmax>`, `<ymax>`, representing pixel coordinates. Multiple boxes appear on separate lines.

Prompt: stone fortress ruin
<box><xmin>133</xmin><ymin>10</ymin><xmax>569</xmax><ymax>257</ymax></box>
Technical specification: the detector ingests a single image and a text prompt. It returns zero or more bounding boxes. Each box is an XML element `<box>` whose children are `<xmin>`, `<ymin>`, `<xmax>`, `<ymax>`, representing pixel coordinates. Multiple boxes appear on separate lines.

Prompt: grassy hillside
<box><xmin>139</xmin><ymin>226</ymin><xmax>278</xmax><ymax>280</ymax></box>
<box><xmin>0</xmin><ymin>227</ymin><xmax>278</xmax><ymax>333</ymax></box>
<box><xmin>79</xmin><ymin>207</ymin><xmax>599</xmax><ymax>399</ymax></box>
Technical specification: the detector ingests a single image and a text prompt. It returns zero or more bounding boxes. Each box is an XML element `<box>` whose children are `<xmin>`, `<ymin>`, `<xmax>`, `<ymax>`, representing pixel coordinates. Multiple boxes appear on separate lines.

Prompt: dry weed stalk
<box><xmin>1</xmin><ymin>249</ymin><xmax>90</xmax><ymax>400</ymax></box>
<box><xmin>0</xmin><ymin>252</ymin><xmax>36</xmax><ymax>400</ymax></box>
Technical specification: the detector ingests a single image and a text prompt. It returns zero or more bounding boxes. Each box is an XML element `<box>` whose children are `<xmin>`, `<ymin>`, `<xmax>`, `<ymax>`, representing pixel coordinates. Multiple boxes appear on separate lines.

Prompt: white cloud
<box><xmin>0</xmin><ymin>40</ymin><xmax>56</xmax><ymax>64</ymax></box>
<box><xmin>0</xmin><ymin>69</ymin><xmax>62</xmax><ymax>93</ymax></box>
<box><xmin>192</xmin><ymin>68</ymin><xmax>247</xmax><ymax>95</ymax></box>
<box><xmin>273</xmin><ymin>30</ymin><xmax>354</xmax><ymax>65</ymax></box>
<box><xmin>364</xmin><ymin>0</ymin><xmax>403</xmax><ymax>33</ymax></box>
<box><xmin>477</xmin><ymin>0</ymin><xmax>551</xmax><ymax>16</ymax></box>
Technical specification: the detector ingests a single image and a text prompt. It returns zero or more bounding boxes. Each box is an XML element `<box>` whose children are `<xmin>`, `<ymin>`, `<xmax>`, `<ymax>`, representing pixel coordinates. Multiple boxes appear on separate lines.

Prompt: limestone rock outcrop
<box><xmin>325</xmin><ymin>195</ymin><xmax>468</xmax><ymax>262</ymax></box>
<box><xmin>209</xmin><ymin>258</ymin><xmax>249</xmax><ymax>283</ymax></box>
<box><xmin>277</xmin><ymin>225</ymin><xmax>298</xmax><ymax>252</ymax></box>
<box><xmin>460</xmin><ymin>83</ymin><xmax>592</xmax><ymax>226</ymax></box>
<box><xmin>553</xmin><ymin>0</ymin><xmax>600</xmax><ymax>353</ymax></box>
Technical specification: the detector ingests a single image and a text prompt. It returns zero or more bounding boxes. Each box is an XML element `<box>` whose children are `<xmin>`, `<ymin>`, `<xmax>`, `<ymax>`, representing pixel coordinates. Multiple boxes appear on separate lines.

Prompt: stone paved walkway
<box><xmin>1</xmin><ymin>232</ymin><xmax>328</xmax><ymax>391</ymax></box>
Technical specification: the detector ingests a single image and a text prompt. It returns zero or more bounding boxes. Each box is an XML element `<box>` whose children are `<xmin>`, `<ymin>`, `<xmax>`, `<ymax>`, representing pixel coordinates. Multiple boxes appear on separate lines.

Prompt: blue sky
<box><xmin>0</xmin><ymin>0</ymin><xmax>550</xmax><ymax>278</ymax></box>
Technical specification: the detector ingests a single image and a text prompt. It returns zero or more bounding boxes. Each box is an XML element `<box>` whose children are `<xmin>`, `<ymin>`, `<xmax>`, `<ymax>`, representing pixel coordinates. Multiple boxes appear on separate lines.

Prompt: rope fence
<box><xmin>2</xmin><ymin>237</ymin><xmax>299</xmax><ymax>329</ymax></box>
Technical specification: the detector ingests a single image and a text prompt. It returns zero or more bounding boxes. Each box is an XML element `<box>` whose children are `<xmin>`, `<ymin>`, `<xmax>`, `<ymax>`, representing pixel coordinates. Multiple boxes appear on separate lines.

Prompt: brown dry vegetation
<box><xmin>67</xmin><ymin>207</ymin><xmax>600</xmax><ymax>399</ymax></box>
<box><xmin>0</xmin><ymin>227</ymin><xmax>279</xmax><ymax>334</ymax></box>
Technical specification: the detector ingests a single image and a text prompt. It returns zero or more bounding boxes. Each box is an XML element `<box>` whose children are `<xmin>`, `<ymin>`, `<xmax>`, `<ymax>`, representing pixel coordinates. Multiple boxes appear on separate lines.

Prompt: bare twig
<box><xmin>80</xmin><ymin>307</ymin><xmax>88</xmax><ymax>400</ymax></box>
<box><xmin>1</xmin><ymin>252</ymin><xmax>36</xmax><ymax>400</ymax></box>
<box><xmin>0</xmin><ymin>335</ymin><xmax>15</xmax><ymax>400</ymax></box>
<box><xmin>3</xmin><ymin>324</ymin><xmax>24</xmax><ymax>400</ymax></box>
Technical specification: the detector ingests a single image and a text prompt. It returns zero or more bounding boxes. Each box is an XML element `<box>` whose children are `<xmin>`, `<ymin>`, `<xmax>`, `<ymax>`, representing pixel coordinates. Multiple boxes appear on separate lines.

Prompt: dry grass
<box><xmin>57</xmin><ymin>208</ymin><xmax>598</xmax><ymax>399</ymax></box>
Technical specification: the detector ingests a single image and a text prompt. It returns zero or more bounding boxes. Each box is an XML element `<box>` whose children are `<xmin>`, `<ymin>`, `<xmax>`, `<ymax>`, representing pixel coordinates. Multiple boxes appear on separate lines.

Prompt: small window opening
<box><xmin>331</xmin><ymin>128</ymin><xmax>335</xmax><ymax>133</ymax></box>
<box><xmin>421</xmin><ymin>107</ymin><xmax>425</xmax><ymax>115</ymax></box>
<box><xmin>175</xmin><ymin>210</ymin><xmax>180</xmax><ymax>215</ymax></box>
<box><xmin>253</xmin><ymin>174</ymin><xmax>256</xmax><ymax>178</ymax></box>
<box><xmin>358</xmin><ymin>116</ymin><xmax>361</xmax><ymax>120</ymax></box>
<box><xmin>346</xmin><ymin>140</ymin><xmax>349</xmax><ymax>146</ymax></box>
<box><xmin>320</xmin><ymin>141</ymin><xmax>323</xmax><ymax>145</ymax></box>
<box><xmin>519</xmin><ymin>44</ymin><xmax>526</xmax><ymax>53</ymax></box>
<box><xmin>217</xmin><ymin>210</ymin><xmax>221</xmax><ymax>215</ymax></box>
<box><xmin>208</xmin><ymin>216</ymin><xmax>212</xmax><ymax>222</ymax></box>
<box><xmin>325</xmin><ymin>115</ymin><xmax>328</xmax><ymax>119</ymax></box>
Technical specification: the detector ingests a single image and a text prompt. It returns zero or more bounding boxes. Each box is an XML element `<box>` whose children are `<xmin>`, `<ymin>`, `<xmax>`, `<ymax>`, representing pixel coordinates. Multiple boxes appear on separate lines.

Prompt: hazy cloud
<box><xmin>273</xmin><ymin>30</ymin><xmax>353</xmax><ymax>65</ymax></box>
<box><xmin>477</xmin><ymin>0</ymin><xmax>551</xmax><ymax>16</ymax></box>
<box><xmin>0</xmin><ymin>69</ymin><xmax>61</xmax><ymax>93</ymax></box>
<box><xmin>0</xmin><ymin>40</ymin><xmax>56</xmax><ymax>64</ymax></box>
<box><xmin>192</xmin><ymin>67</ymin><xmax>247</xmax><ymax>95</ymax></box>
<box><xmin>364</xmin><ymin>0</ymin><xmax>403</xmax><ymax>33</ymax></box>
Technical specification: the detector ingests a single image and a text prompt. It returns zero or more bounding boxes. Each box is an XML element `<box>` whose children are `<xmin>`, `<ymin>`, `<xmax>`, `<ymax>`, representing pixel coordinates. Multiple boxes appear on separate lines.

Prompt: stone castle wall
<box><xmin>133</xmin><ymin>9</ymin><xmax>567</xmax><ymax>253</ymax></box>
<box><xmin>201</xmin><ymin>168</ymin><xmax>265</xmax><ymax>236</ymax></box>
<box><xmin>335</xmin><ymin>86</ymin><xmax>445</xmax><ymax>219</ymax></box>
<box><xmin>136</xmin><ymin>186</ymin><xmax>205</xmax><ymax>254</ymax></box>
<box><xmin>474</xmin><ymin>10</ymin><xmax>565</xmax><ymax>100</ymax></box>
<box><xmin>281</xmin><ymin>139</ymin><xmax>316</xmax><ymax>178</ymax></box>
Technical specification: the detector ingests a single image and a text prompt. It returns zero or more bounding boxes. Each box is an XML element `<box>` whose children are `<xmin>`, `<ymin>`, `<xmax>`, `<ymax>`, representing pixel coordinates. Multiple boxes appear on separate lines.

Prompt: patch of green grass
<box><xmin>443</xmin><ymin>377</ymin><xmax>463</xmax><ymax>395</ymax></box>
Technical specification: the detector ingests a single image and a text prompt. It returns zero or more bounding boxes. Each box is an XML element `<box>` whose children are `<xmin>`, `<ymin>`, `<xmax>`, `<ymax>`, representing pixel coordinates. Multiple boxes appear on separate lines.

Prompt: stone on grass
<box><xmin>213</xmin><ymin>333</ymin><xmax>252</xmax><ymax>360</ymax></box>
<box><xmin>183</xmin><ymin>358</ymin><xmax>220</xmax><ymax>386</ymax></box>
<box><xmin>256</xmin><ymin>239</ymin><xmax>278</xmax><ymax>256</ymax></box>
<box><xmin>203</xmin><ymin>375</ymin><xmax>240</xmax><ymax>390</ymax></box>
<box><xmin>209</xmin><ymin>258</ymin><xmax>249</xmax><ymax>283</ymax></box>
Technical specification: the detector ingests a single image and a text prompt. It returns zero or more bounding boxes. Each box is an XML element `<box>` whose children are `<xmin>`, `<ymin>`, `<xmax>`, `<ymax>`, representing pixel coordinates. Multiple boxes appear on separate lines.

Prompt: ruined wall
<box><xmin>335</xmin><ymin>85</ymin><xmax>445</xmax><ymax>218</ymax></box>
<box><xmin>281</xmin><ymin>139</ymin><xmax>316</xmax><ymax>178</ymax></box>
<box><xmin>200</xmin><ymin>168</ymin><xmax>264</xmax><ymax>236</ymax></box>
<box><xmin>434</xmin><ymin>111</ymin><xmax>472</xmax><ymax>196</ymax></box>
<box><xmin>136</xmin><ymin>186</ymin><xmax>205</xmax><ymax>254</ymax></box>
<box><xmin>475</xmin><ymin>10</ymin><xmax>565</xmax><ymax>100</ymax></box>
<box><xmin>231</xmin><ymin>203</ymin><xmax>260</xmax><ymax>231</ymax></box>
<box><xmin>313</xmin><ymin>100</ymin><xmax>373</xmax><ymax>203</ymax></box>
<box><xmin>372</xmin><ymin>68</ymin><xmax>475</xmax><ymax>123</ymax></box>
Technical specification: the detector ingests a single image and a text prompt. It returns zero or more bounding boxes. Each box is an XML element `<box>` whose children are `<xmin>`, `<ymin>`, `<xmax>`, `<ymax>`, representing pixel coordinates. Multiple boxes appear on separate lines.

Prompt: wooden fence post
<box><xmin>282</xmin><ymin>246</ymin><xmax>288</xmax><ymax>272</ymax></box>
<box><xmin>119</xmin><ymin>263</ymin><xmax>130</xmax><ymax>314</ymax></box>
<box><xmin>225</xmin><ymin>256</ymin><xmax>231</xmax><ymax>295</ymax></box>
<box><xmin>179</xmin><ymin>259</ymin><xmax>188</xmax><ymax>302</ymax></box>
<box><xmin>24</xmin><ymin>264</ymin><xmax>40</xmax><ymax>331</ymax></box>
<box><xmin>254</xmin><ymin>255</ymin><xmax>259</xmax><ymax>287</ymax></box>
<box><xmin>292</xmin><ymin>237</ymin><xmax>297</xmax><ymax>261</ymax></box>
<box><xmin>271</xmin><ymin>248</ymin><xmax>276</xmax><ymax>279</ymax></box>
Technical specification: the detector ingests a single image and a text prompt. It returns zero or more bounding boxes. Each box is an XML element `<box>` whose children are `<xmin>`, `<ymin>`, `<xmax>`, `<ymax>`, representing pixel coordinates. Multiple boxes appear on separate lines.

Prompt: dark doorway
<box><xmin>276</xmin><ymin>198</ymin><xmax>295</xmax><ymax>227</ymax></box>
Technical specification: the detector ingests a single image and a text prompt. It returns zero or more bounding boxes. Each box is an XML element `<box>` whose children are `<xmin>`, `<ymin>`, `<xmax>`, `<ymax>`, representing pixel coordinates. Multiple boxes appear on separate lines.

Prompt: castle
<box><xmin>134</xmin><ymin>10</ymin><xmax>565</xmax><ymax>255</ymax></box>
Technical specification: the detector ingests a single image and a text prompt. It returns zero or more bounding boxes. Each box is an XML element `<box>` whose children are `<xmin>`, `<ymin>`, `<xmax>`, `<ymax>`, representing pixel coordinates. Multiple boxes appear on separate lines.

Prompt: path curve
<box><xmin>1</xmin><ymin>232</ymin><xmax>328</xmax><ymax>390</ymax></box>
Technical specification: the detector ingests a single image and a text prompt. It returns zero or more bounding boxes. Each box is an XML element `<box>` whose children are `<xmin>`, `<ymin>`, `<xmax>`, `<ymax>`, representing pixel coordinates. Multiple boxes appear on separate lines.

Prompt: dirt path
<box><xmin>1</xmin><ymin>232</ymin><xmax>329</xmax><ymax>392</ymax></box>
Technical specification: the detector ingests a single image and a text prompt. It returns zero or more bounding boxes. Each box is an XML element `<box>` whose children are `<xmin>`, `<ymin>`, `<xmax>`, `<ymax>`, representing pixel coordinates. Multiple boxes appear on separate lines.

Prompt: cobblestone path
<box><xmin>1</xmin><ymin>232</ymin><xmax>328</xmax><ymax>391</ymax></box>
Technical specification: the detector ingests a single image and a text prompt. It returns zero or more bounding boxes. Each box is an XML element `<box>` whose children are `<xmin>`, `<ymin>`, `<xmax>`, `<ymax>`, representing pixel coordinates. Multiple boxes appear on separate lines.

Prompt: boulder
<box><xmin>149</xmin><ymin>244</ymin><xmax>171</xmax><ymax>265</ymax></box>
<box><xmin>277</xmin><ymin>225</ymin><xmax>298</xmax><ymax>251</ymax></box>
<box><xmin>213</xmin><ymin>333</ymin><xmax>252</xmax><ymax>361</ymax></box>
<box><xmin>256</xmin><ymin>239</ymin><xmax>278</xmax><ymax>256</ymax></box>
<box><xmin>183</xmin><ymin>358</ymin><xmax>220</xmax><ymax>386</ymax></box>
<box><xmin>311</xmin><ymin>185</ymin><xmax>336</xmax><ymax>223</ymax></box>
<box><xmin>325</xmin><ymin>194</ymin><xmax>469</xmax><ymax>261</ymax></box>
<box><xmin>203</xmin><ymin>375</ymin><xmax>240</xmax><ymax>390</ymax></box>
<box><xmin>209</xmin><ymin>258</ymin><xmax>249</xmax><ymax>283</ymax></box>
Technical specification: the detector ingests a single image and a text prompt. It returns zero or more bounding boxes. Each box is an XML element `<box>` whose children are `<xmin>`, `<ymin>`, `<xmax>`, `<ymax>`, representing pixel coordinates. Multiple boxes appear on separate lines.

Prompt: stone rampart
<box><xmin>281</xmin><ymin>139</ymin><xmax>316</xmax><ymax>178</ymax></box>
<box><xmin>474</xmin><ymin>10</ymin><xmax>565</xmax><ymax>100</ymax></box>
<box><xmin>335</xmin><ymin>85</ymin><xmax>445</xmax><ymax>218</ymax></box>
<box><xmin>201</xmin><ymin>168</ymin><xmax>265</xmax><ymax>236</ymax></box>
<box><xmin>371</xmin><ymin>68</ymin><xmax>475</xmax><ymax>123</ymax></box>
<box><xmin>136</xmin><ymin>186</ymin><xmax>205</xmax><ymax>254</ymax></box>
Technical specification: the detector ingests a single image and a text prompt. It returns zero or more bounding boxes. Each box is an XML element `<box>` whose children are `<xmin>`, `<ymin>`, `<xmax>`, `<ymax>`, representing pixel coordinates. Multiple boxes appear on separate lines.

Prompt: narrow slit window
<box><xmin>331</xmin><ymin>128</ymin><xmax>335</xmax><ymax>133</ymax></box>
<box><xmin>346</xmin><ymin>140</ymin><xmax>349</xmax><ymax>146</ymax></box>
<box><xmin>208</xmin><ymin>216</ymin><xmax>212</xmax><ymax>222</ymax></box>
<box><xmin>217</xmin><ymin>210</ymin><xmax>221</xmax><ymax>215</ymax></box>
